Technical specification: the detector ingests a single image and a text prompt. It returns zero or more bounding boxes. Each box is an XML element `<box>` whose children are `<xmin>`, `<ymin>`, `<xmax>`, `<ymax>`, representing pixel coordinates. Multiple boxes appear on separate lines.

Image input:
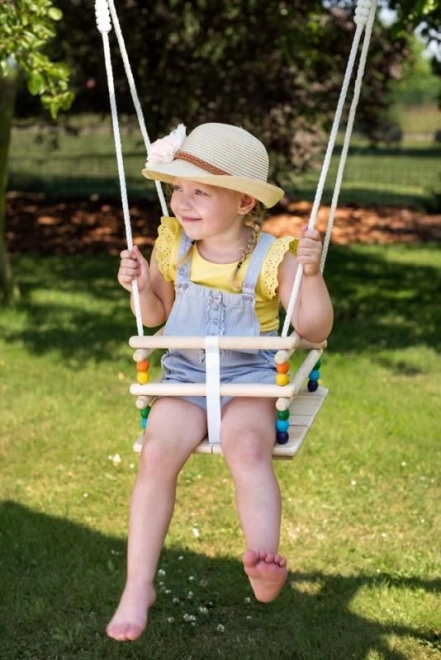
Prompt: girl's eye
<box><xmin>195</xmin><ymin>189</ymin><xmax>207</xmax><ymax>196</ymax></box>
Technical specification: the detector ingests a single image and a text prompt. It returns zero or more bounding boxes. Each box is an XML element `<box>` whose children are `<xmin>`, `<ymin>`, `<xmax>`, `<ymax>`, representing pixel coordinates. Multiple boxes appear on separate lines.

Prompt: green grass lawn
<box><xmin>1</xmin><ymin>243</ymin><xmax>440</xmax><ymax>659</ymax></box>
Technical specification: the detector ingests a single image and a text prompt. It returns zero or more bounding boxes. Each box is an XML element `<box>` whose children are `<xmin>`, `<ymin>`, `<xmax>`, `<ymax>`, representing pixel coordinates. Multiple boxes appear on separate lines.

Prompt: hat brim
<box><xmin>142</xmin><ymin>160</ymin><xmax>284</xmax><ymax>208</ymax></box>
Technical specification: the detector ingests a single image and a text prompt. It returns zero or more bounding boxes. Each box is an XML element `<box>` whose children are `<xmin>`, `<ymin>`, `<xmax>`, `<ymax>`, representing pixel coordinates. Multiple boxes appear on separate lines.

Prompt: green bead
<box><xmin>277</xmin><ymin>410</ymin><xmax>290</xmax><ymax>420</ymax></box>
<box><xmin>314</xmin><ymin>359</ymin><xmax>322</xmax><ymax>369</ymax></box>
<box><xmin>140</xmin><ymin>406</ymin><xmax>151</xmax><ymax>419</ymax></box>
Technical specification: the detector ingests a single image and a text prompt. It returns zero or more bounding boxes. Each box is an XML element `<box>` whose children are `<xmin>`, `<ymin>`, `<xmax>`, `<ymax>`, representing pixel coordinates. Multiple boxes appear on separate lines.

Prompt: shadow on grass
<box><xmin>4</xmin><ymin>254</ymin><xmax>163</xmax><ymax>368</ymax></box>
<box><xmin>4</xmin><ymin>242</ymin><xmax>441</xmax><ymax>367</ymax></box>
<box><xmin>0</xmin><ymin>501</ymin><xmax>439</xmax><ymax>660</ymax></box>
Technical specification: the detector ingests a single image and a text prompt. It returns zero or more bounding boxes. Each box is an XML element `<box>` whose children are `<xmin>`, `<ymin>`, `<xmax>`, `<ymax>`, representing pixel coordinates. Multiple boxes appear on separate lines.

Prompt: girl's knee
<box><xmin>223</xmin><ymin>430</ymin><xmax>273</xmax><ymax>470</ymax></box>
<box><xmin>138</xmin><ymin>435</ymin><xmax>180</xmax><ymax>478</ymax></box>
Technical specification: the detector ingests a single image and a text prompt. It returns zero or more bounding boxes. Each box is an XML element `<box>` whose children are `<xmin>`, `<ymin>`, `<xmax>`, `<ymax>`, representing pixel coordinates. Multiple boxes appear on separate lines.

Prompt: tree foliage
<box><xmin>37</xmin><ymin>0</ymin><xmax>410</xmax><ymax>184</ymax></box>
<box><xmin>1</xmin><ymin>0</ymin><xmax>74</xmax><ymax>118</ymax></box>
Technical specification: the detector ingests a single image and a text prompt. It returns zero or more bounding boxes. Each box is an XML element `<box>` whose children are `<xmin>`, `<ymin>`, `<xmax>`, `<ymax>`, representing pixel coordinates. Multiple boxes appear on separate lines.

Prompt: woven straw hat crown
<box><xmin>142</xmin><ymin>122</ymin><xmax>284</xmax><ymax>208</ymax></box>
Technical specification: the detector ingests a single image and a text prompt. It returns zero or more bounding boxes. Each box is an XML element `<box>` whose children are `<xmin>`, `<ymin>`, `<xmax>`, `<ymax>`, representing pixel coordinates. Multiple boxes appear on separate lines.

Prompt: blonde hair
<box><xmin>175</xmin><ymin>201</ymin><xmax>266</xmax><ymax>292</ymax></box>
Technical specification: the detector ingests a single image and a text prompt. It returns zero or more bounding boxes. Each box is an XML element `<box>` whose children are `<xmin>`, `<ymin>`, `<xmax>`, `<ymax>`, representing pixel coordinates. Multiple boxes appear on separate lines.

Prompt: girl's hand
<box><xmin>117</xmin><ymin>245</ymin><xmax>150</xmax><ymax>293</ymax></box>
<box><xmin>296</xmin><ymin>226</ymin><xmax>323</xmax><ymax>277</ymax></box>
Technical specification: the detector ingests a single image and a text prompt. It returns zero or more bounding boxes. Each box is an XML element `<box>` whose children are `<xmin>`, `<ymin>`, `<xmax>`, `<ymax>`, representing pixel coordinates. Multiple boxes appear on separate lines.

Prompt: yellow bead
<box><xmin>137</xmin><ymin>371</ymin><xmax>150</xmax><ymax>384</ymax></box>
<box><xmin>275</xmin><ymin>373</ymin><xmax>289</xmax><ymax>386</ymax></box>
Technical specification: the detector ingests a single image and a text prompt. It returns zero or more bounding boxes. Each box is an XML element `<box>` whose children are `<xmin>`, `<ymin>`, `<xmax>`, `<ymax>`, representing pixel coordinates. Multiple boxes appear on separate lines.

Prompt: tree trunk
<box><xmin>0</xmin><ymin>61</ymin><xmax>19</xmax><ymax>305</ymax></box>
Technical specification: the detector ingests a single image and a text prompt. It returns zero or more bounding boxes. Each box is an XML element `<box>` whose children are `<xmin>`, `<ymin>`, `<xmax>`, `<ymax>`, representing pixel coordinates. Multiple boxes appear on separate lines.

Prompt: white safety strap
<box><xmin>205</xmin><ymin>336</ymin><xmax>221</xmax><ymax>445</ymax></box>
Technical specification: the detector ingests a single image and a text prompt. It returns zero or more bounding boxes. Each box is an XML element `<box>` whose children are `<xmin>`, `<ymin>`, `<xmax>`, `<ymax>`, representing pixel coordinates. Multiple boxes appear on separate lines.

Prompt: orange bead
<box><xmin>136</xmin><ymin>359</ymin><xmax>150</xmax><ymax>372</ymax></box>
<box><xmin>275</xmin><ymin>373</ymin><xmax>290</xmax><ymax>386</ymax></box>
<box><xmin>137</xmin><ymin>371</ymin><xmax>150</xmax><ymax>384</ymax></box>
<box><xmin>276</xmin><ymin>362</ymin><xmax>290</xmax><ymax>374</ymax></box>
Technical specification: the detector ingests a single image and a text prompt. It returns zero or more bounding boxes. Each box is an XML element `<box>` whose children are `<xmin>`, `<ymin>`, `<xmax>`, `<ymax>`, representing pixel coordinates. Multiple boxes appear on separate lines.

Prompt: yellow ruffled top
<box><xmin>155</xmin><ymin>216</ymin><xmax>298</xmax><ymax>332</ymax></box>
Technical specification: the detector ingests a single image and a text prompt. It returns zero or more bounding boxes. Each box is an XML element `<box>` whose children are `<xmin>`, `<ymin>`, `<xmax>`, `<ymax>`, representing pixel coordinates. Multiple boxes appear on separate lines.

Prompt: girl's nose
<box><xmin>175</xmin><ymin>192</ymin><xmax>191</xmax><ymax>210</ymax></box>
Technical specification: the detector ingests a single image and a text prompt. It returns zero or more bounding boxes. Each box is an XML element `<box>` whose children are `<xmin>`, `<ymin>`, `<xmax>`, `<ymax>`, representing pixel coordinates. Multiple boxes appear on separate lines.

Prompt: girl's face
<box><xmin>170</xmin><ymin>178</ymin><xmax>254</xmax><ymax>243</ymax></box>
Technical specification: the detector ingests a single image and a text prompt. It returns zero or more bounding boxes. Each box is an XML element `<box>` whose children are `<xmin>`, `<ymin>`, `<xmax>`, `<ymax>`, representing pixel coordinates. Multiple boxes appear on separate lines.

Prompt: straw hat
<box><xmin>142</xmin><ymin>122</ymin><xmax>284</xmax><ymax>208</ymax></box>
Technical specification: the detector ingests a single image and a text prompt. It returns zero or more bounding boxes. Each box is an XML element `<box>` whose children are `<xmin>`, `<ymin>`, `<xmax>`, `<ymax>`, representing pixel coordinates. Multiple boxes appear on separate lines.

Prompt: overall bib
<box><xmin>161</xmin><ymin>231</ymin><xmax>278</xmax><ymax>410</ymax></box>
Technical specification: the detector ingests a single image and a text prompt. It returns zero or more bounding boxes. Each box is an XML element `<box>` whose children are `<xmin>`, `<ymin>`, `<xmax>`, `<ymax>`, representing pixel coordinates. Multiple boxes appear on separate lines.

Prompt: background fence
<box><xmin>7</xmin><ymin>112</ymin><xmax>441</xmax><ymax>210</ymax></box>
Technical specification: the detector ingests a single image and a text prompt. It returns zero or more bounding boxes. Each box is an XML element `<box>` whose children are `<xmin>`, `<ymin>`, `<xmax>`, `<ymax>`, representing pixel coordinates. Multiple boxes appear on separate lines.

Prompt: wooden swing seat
<box><xmin>132</xmin><ymin>385</ymin><xmax>328</xmax><ymax>460</ymax></box>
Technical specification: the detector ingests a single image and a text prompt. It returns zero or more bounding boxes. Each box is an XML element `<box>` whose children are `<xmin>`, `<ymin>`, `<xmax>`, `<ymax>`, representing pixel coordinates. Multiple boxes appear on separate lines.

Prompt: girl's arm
<box><xmin>118</xmin><ymin>245</ymin><xmax>175</xmax><ymax>327</ymax></box>
<box><xmin>277</xmin><ymin>228</ymin><xmax>334</xmax><ymax>344</ymax></box>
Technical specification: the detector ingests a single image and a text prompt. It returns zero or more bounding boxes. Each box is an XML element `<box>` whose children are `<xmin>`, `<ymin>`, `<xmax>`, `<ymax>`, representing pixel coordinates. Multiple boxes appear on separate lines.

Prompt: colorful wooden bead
<box><xmin>308</xmin><ymin>368</ymin><xmax>320</xmax><ymax>381</ymax></box>
<box><xmin>277</xmin><ymin>409</ymin><xmax>290</xmax><ymax>420</ymax></box>
<box><xmin>276</xmin><ymin>362</ymin><xmax>290</xmax><ymax>374</ymax></box>
<box><xmin>275</xmin><ymin>373</ymin><xmax>290</xmax><ymax>386</ymax></box>
<box><xmin>140</xmin><ymin>406</ymin><xmax>151</xmax><ymax>419</ymax></box>
<box><xmin>136</xmin><ymin>359</ymin><xmax>150</xmax><ymax>372</ymax></box>
<box><xmin>276</xmin><ymin>431</ymin><xmax>289</xmax><ymax>445</ymax></box>
<box><xmin>308</xmin><ymin>379</ymin><xmax>319</xmax><ymax>392</ymax></box>
<box><xmin>276</xmin><ymin>419</ymin><xmax>289</xmax><ymax>433</ymax></box>
<box><xmin>137</xmin><ymin>371</ymin><xmax>150</xmax><ymax>384</ymax></box>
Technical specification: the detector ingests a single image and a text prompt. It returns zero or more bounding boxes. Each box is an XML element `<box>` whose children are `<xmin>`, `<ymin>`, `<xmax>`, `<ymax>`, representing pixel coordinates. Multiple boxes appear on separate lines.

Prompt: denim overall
<box><xmin>161</xmin><ymin>230</ymin><xmax>278</xmax><ymax>411</ymax></box>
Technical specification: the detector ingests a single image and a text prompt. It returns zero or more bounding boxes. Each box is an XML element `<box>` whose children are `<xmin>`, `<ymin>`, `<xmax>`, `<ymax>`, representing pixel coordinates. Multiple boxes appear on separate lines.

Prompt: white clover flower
<box><xmin>108</xmin><ymin>453</ymin><xmax>121</xmax><ymax>465</ymax></box>
<box><xmin>158</xmin><ymin>569</ymin><xmax>166</xmax><ymax>576</ymax></box>
<box><xmin>198</xmin><ymin>606</ymin><xmax>208</xmax><ymax>614</ymax></box>
<box><xmin>188</xmin><ymin>575</ymin><xmax>195</xmax><ymax>582</ymax></box>
<box><xmin>216</xmin><ymin>624</ymin><xmax>225</xmax><ymax>633</ymax></box>
<box><xmin>244</xmin><ymin>597</ymin><xmax>251</xmax><ymax>604</ymax></box>
<box><xmin>192</xmin><ymin>527</ymin><xmax>200</xmax><ymax>538</ymax></box>
<box><xmin>172</xmin><ymin>597</ymin><xmax>180</xmax><ymax>604</ymax></box>
<box><xmin>167</xmin><ymin>617</ymin><xmax>175</xmax><ymax>623</ymax></box>
<box><xmin>187</xmin><ymin>591</ymin><xmax>193</xmax><ymax>599</ymax></box>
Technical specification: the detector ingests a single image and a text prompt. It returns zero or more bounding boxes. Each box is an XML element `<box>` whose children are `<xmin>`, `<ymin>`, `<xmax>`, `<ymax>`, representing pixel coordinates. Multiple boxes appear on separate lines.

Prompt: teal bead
<box><xmin>308</xmin><ymin>369</ymin><xmax>320</xmax><ymax>381</ymax></box>
<box><xmin>276</xmin><ymin>419</ymin><xmax>289</xmax><ymax>433</ymax></box>
<box><xmin>277</xmin><ymin>409</ymin><xmax>290</xmax><ymax>420</ymax></box>
<box><xmin>141</xmin><ymin>417</ymin><xmax>147</xmax><ymax>429</ymax></box>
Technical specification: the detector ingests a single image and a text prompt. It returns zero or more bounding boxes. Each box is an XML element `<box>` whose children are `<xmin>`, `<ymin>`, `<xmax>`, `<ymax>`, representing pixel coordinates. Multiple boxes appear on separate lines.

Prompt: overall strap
<box><xmin>175</xmin><ymin>229</ymin><xmax>193</xmax><ymax>283</ymax></box>
<box><xmin>242</xmin><ymin>232</ymin><xmax>275</xmax><ymax>294</ymax></box>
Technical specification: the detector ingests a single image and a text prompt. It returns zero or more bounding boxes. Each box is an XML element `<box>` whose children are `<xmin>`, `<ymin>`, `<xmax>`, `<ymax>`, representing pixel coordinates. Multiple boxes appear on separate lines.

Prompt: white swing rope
<box><xmin>281</xmin><ymin>0</ymin><xmax>377</xmax><ymax>338</ymax></box>
<box><xmin>95</xmin><ymin>0</ymin><xmax>169</xmax><ymax>337</ymax></box>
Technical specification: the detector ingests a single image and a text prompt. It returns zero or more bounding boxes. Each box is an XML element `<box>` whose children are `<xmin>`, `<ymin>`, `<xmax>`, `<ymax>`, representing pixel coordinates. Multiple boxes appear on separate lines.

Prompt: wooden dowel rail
<box><xmin>130</xmin><ymin>332</ymin><xmax>327</xmax><ymax>354</ymax></box>
<box><xmin>130</xmin><ymin>334</ymin><xmax>298</xmax><ymax>351</ymax></box>
<box><xmin>130</xmin><ymin>381</ymin><xmax>296</xmax><ymax>398</ymax></box>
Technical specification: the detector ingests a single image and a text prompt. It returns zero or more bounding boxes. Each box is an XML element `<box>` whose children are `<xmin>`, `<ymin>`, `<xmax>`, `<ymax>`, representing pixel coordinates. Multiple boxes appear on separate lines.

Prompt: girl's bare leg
<box><xmin>221</xmin><ymin>397</ymin><xmax>288</xmax><ymax>602</ymax></box>
<box><xmin>106</xmin><ymin>398</ymin><xmax>207</xmax><ymax>641</ymax></box>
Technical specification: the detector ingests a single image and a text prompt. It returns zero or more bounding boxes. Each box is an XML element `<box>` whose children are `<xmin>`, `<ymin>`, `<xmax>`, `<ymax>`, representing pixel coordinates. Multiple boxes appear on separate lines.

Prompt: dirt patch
<box><xmin>6</xmin><ymin>192</ymin><xmax>441</xmax><ymax>255</ymax></box>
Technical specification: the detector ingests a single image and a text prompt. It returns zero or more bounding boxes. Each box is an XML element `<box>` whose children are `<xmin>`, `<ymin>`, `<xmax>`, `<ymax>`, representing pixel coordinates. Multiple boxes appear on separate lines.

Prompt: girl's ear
<box><xmin>238</xmin><ymin>194</ymin><xmax>256</xmax><ymax>215</ymax></box>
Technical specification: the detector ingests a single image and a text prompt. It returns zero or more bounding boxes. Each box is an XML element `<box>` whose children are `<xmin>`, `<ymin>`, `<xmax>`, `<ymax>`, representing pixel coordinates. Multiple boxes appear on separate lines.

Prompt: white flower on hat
<box><xmin>146</xmin><ymin>124</ymin><xmax>186</xmax><ymax>166</ymax></box>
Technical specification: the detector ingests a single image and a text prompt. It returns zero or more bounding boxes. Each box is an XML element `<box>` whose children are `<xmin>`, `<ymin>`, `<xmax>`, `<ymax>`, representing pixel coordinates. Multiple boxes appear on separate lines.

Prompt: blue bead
<box><xmin>141</xmin><ymin>417</ymin><xmax>147</xmax><ymax>429</ymax></box>
<box><xmin>308</xmin><ymin>379</ymin><xmax>319</xmax><ymax>392</ymax></box>
<box><xmin>276</xmin><ymin>431</ymin><xmax>289</xmax><ymax>445</ymax></box>
<box><xmin>308</xmin><ymin>369</ymin><xmax>320</xmax><ymax>381</ymax></box>
<box><xmin>276</xmin><ymin>419</ymin><xmax>289</xmax><ymax>433</ymax></box>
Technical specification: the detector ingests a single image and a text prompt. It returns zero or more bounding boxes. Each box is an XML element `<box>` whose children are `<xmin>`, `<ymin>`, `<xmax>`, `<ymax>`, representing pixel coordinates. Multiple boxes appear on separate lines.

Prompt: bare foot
<box><xmin>243</xmin><ymin>549</ymin><xmax>288</xmax><ymax>603</ymax></box>
<box><xmin>106</xmin><ymin>580</ymin><xmax>156</xmax><ymax>641</ymax></box>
